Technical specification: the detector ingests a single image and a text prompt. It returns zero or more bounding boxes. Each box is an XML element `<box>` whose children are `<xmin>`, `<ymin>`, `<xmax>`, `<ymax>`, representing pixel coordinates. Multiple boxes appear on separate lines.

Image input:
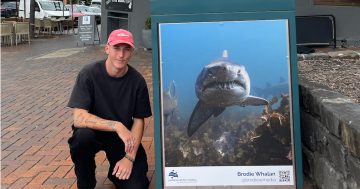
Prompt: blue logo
<box><xmin>169</xmin><ymin>170</ymin><xmax>178</xmax><ymax>179</ymax></box>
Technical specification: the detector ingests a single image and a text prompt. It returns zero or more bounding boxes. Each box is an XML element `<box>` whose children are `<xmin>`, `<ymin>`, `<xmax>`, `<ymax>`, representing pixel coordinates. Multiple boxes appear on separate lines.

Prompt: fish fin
<box><xmin>170</xmin><ymin>80</ymin><xmax>176</xmax><ymax>98</ymax></box>
<box><xmin>240</xmin><ymin>96</ymin><xmax>269</xmax><ymax>106</ymax></box>
<box><xmin>213</xmin><ymin>107</ymin><xmax>225</xmax><ymax>117</ymax></box>
<box><xmin>188</xmin><ymin>101</ymin><xmax>225</xmax><ymax>136</ymax></box>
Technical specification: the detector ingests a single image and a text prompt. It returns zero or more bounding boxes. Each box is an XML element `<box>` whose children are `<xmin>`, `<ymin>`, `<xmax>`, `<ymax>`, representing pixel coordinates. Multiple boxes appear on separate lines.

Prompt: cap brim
<box><xmin>108</xmin><ymin>40</ymin><xmax>135</xmax><ymax>48</ymax></box>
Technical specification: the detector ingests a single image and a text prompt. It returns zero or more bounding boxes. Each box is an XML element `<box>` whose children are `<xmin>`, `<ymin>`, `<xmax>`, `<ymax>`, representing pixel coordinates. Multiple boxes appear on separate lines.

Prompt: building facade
<box><xmin>100</xmin><ymin>0</ymin><xmax>150</xmax><ymax>47</ymax></box>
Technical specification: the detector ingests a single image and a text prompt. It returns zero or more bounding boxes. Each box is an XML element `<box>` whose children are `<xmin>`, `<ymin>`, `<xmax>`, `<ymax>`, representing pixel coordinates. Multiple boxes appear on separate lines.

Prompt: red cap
<box><xmin>107</xmin><ymin>29</ymin><xmax>135</xmax><ymax>48</ymax></box>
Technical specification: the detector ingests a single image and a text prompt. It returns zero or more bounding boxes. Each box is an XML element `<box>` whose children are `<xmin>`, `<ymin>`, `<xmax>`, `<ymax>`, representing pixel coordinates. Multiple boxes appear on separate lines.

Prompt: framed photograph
<box><xmin>158</xmin><ymin>19</ymin><xmax>297</xmax><ymax>188</ymax></box>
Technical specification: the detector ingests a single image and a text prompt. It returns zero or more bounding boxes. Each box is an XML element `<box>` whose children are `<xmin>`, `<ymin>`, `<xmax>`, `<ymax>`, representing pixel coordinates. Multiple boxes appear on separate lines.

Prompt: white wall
<box><xmin>296</xmin><ymin>0</ymin><xmax>360</xmax><ymax>44</ymax></box>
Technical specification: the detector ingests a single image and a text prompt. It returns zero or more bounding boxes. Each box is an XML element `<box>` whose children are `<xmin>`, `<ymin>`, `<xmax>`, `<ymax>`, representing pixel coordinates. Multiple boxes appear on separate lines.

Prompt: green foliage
<box><xmin>70</xmin><ymin>0</ymin><xmax>91</xmax><ymax>6</ymax></box>
<box><xmin>85</xmin><ymin>0</ymin><xmax>91</xmax><ymax>6</ymax></box>
<box><xmin>145</xmin><ymin>17</ymin><xmax>151</xmax><ymax>30</ymax></box>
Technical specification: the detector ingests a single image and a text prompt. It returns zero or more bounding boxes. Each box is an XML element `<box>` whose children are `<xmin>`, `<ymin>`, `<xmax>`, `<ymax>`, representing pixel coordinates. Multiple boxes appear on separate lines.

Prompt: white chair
<box><xmin>0</xmin><ymin>23</ymin><xmax>14</xmax><ymax>46</ymax></box>
<box><xmin>43</xmin><ymin>18</ymin><xmax>59</xmax><ymax>35</ymax></box>
<box><xmin>14</xmin><ymin>22</ymin><xmax>30</xmax><ymax>45</ymax></box>
<box><xmin>35</xmin><ymin>19</ymin><xmax>44</xmax><ymax>35</ymax></box>
<box><xmin>61</xmin><ymin>18</ymin><xmax>74</xmax><ymax>34</ymax></box>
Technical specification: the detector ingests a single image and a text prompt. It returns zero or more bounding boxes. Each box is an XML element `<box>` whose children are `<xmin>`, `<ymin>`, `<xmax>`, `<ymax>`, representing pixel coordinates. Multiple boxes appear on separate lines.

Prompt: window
<box><xmin>314</xmin><ymin>0</ymin><xmax>360</xmax><ymax>6</ymax></box>
<box><xmin>39</xmin><ymin>1</ymin><xmax>66</xmax><ymax>11</ymax></box>
<box><xmin>34</xmin><ymin>2</ymin><xmax>40</xmax><ymax>12</ymax></box>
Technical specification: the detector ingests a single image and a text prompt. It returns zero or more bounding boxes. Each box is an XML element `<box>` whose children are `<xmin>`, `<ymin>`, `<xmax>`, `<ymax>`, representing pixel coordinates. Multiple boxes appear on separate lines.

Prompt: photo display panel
<box><xmin>158</xmin><ymin>19</ymin><xmax>297</xmax><ymax>188</ymax></box>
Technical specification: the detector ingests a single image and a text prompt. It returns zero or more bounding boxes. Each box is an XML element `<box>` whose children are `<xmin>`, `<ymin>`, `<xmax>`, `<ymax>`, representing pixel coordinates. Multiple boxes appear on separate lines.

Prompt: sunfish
<box><xmin>188</xmin><ymin>50</ymin><xmax>268</xmax><ymax>136</ymax></box>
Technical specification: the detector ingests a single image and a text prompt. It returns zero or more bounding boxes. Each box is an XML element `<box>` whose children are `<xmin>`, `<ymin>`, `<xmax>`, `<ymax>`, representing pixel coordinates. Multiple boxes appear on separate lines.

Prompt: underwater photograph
<box><xmin>159</xmin><ymin>20</ymin><xmax>294</xmax><ymax>168</ymax></box>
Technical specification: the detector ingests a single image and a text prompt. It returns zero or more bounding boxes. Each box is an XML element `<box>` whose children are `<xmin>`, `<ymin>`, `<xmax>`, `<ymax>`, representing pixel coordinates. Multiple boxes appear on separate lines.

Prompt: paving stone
<box><xmin>8</xmin><ymin>177</ymin><xmax>32</xmax><ymax>189</ymax></box>
<box><xmin>1</xmin><ymin>166</ymin><xmax>19</xmax><ymax>178</ymax></box>
<box><xmin>51</xmin><ymin>165</ymin><xmax>73</xmax><ymax>178</ymax></box>
<box><xmin>23</xmin><ymin>184</ymin><xmax>56</xmax><ymax>189</ymax></box>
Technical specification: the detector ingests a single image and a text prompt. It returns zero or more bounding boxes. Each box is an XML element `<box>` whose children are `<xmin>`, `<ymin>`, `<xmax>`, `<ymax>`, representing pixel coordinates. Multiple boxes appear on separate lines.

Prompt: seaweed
<box><xmin>163</xmin><ymin>94</ymin><xmax>293</xmax><ymax>167</ymax></box>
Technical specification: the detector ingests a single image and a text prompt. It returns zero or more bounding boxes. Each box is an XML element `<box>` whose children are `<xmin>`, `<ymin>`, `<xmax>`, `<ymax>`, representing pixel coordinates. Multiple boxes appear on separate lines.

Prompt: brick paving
<box><xmin>1</xmin><ymin>35</ymin><xmax>155</xmax><ymax>188</ymax></box>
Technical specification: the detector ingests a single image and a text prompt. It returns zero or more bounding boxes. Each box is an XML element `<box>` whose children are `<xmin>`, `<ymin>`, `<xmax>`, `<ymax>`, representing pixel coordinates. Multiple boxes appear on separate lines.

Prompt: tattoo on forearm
<box><xmin>75</xmin><ymin>112</ymin><xmax>85</xmax><ymax>127</ymax></box>
<box><xmin>76</xmin><ymin>112</ymin><xmax>117</xmax><ymax>131</ymax></box>
<box><xmin>106</xmin><ymin>121</ymin><xmax>116</xmax><ymax>131</ymax></box>
<box><xmin>107</xmin><ymin>121</ymin><xmax>115</xmax><ymax>128</ymax></box>
<box><xmin>85</xmin><ymin>120</ymin><xmax>97</xmax><ymax>125</ymax></box>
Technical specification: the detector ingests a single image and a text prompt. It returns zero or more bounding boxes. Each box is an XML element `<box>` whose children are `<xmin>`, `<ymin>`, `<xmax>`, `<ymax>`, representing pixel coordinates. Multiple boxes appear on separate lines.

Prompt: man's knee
<box><xmin>110</xmin><ymin>176</ymin><xmax>149</xmax><ymax>189</ymax></box>
<box><xmin>68</xmin><ymin>128</ymin><xmax>100</xmax><ymax>157</ymax></box>
<box><xmin>69</xmin><ymin>128</ymin><xmax>97</xmax><ymax>147</ymax></box>
<box><xmin>128</xmin><ymin>178</ymin><xmax>149</xmax><ymax>189</ymax></box>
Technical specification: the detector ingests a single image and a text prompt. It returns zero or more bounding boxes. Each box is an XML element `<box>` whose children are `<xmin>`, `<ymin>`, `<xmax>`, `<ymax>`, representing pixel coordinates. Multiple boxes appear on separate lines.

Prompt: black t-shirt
<box><xmin>68</xmin><ymin>60</ymin><xmax>152</xmax><ymax>129</ymax></box>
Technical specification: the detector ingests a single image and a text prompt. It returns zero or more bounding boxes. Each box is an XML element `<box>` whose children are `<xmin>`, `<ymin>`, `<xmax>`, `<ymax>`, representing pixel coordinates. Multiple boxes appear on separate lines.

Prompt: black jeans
<box><xmin>68</xmin><ymin>128</ymin><xmax>149</xmax><ymax>189</ymax></box>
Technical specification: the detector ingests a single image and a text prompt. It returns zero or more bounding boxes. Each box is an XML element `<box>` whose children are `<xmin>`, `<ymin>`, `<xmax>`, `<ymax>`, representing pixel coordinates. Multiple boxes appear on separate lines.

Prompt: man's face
<box><xmin>105</xmin><ymin>43</ymin><xmax>134</xmax><ymax>70</ymax></box>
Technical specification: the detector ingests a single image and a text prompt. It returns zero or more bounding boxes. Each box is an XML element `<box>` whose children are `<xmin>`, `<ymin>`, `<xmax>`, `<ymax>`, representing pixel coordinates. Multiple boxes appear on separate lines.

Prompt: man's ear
<box><xmin>104</xmin><ymin>45</ymin><xmax>110</xmax><ymax>54</ymax></box>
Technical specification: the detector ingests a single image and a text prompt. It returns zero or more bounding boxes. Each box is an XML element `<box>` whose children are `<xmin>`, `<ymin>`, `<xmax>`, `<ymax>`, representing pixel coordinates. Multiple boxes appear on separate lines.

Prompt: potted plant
<box><xmin>142</xmin><ymin>17</ymin><xmax>152</xmax><ymax>50</ymax></box>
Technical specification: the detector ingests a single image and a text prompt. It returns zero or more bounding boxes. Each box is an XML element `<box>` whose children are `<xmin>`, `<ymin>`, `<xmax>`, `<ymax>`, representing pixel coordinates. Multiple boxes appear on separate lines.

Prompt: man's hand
<box><xmin>112</xmin><ymin>156</ymin><xmax>134</xmax><ymax>180</ymax></box>
<box><xmin>114</xmin><ymin>123</ymin><xmax>136</xmax><ymax>153</ymax></box>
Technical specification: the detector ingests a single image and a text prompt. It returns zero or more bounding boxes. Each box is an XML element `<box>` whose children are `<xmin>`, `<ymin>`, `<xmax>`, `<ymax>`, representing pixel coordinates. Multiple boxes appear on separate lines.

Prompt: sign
<box><xmin>77</xmin><ymin>15</ymin><xmax>99</xmax><ymax>45</ymax></box>
<box><xmin>151</xmin><ymin>1</ymin><xmax>302</xmax><ymax>189</ymax></box>
<box><xmin>159</xmin><ymin>19</ymin><xmax>295</xmax><ymax>187</ymax></box>
<box><xmin>105</xmin><ymin>0</ymin><xmax>133</xmax><ymax>12</ymax></box>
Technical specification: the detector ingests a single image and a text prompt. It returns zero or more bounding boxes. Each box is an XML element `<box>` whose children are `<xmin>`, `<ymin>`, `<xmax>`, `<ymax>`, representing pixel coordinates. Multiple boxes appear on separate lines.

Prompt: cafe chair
<box><xmin>0</xmin><ymin>23</ymin><xmax>14</xmax><ymax>46</ymax></box>
<box><xmin>43</xmin><ymin>18</ymin><xmax>59</xmax><ymax>35</ymax></box>
<box><xmin>35</xmin><ymin>19</ymin><xmax>44</xmax><ymax>36</ymax></box>
<box><xmin>14</xmin><ymin>22</ymin><xmax>30</xmax><ymax>45</ymax></box>
<box><xmin>61</xmin><ymin>18</ymin><xmax>74</xmax><ymax>34</ymax></box>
